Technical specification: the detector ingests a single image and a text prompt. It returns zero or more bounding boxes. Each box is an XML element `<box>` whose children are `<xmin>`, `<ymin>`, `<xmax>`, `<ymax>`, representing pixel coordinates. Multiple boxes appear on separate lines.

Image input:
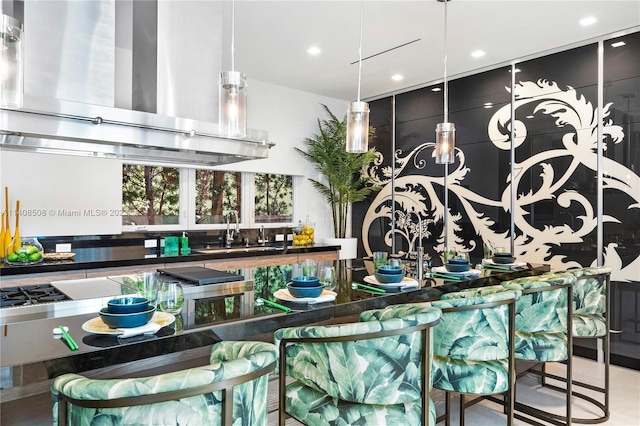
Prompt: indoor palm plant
<box><xmin>296</xmin><ymin>104</ymin><xmax>379</xmax><ymax>242</ymax></box>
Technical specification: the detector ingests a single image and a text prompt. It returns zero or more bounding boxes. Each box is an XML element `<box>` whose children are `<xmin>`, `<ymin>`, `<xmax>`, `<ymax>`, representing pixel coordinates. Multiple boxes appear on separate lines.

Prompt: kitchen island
<box><xmin>0</xmin><ymin>242</ymin><xmax>340</xmax><ymax>399</ymax></box>
<box><xmin>0</xmin><ymin>260</ymin><xmax>547</xmax><ymax>396</ymax></box>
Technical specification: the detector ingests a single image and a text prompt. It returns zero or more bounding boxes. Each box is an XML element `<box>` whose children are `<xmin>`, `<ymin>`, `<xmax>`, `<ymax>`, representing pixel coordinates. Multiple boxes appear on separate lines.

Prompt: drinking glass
<box><xmin>299</xmin><ymin>259</ymin><xmax>317</xmax><ymax>277</ymax></box>
<box><xmin>483</xmin><ymin>241</ymin><xmax>493</xmax><ymax>260</ymax></box>
<box><xmin>158</xmin><ymin>281</ymin><xmax>184</xmax><ymax>314</ymax></box>
<box><xmin>443</xmin><ymin>247</ymin><xmax>457</xmax><ymax>263</ymax></box>
<box><xmin>388</xmin><ymin>258</ymin><xmax>402</xmax><ymax>268</ymax></box>
<box><xmin>458</xmin><ymin>252</ymin><xmax>470</xmax><ymax>262</ymax></box>
<box><xmin>373</xmin><ymin>251</ymin><xmax>388</xmax><ymax>270</ymax></box>
<box><xmin>137</xmin><ymin>272</ymin><xmax>158</xmax><ymax>303</ymax></box>
<box><xmin>319</xmin><ymin>266</ymin><xmax>336</xmax><ymax>291</ymax></box>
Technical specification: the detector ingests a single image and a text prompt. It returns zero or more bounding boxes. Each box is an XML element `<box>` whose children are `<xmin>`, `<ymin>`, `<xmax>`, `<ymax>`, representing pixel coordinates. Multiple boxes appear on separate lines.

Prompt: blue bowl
<box><xmin>107</xmin><ymin>297</ymin><xmax>150</xmax><ymax>314</ymax></box>
<box><xmin>445</xmin><ymin>263</ymin><xmax>471</xmax><ymax>273</ymax></box>
<box><xmin>377</xmin><ymin>265</ymin><xmax>403</xmax><ymax>274</ymax></box>
<box><xmin>287</xmin><ymin>283</ymin><xmax>324</xmax><ymax>298</ymax></box>
<box><xmin>448</xmin><ymin>258</ymin><xmax>470</xmax><ymax>265</ymax></box>
<box><xmin>290</xmin><ymin>276</ymin><xmax>320</xmax><ymax>287</ymax></box>
<box><xmin>493</xmin><ymin>252</ymin><xmax>513</xmax><ymax>257</ymax></box>
<box><xmin>100</xmin><ymin>305</ymin><xmax>155</xmax><ymax>328</ymax></box>
<box><xmin>492</xmin><ymin>256</ymin><xmax>516</xmax><ymax>264</ymax></box>
<box><xmin>374</xmin><ymin>271</ymin><xmax>405</xmax><ymax>284</ymax></box>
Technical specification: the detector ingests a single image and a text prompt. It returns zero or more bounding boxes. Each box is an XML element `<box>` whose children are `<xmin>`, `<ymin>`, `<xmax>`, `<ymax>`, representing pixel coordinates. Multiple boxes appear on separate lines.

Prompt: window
<box><xmin>122</xmin><ymin>165</ymin><xmax>179</xmax><ymax>226</ymax></box>
<box><xmin>254</xmin><ymin>173</ymin><xmax>293</xmax><ymax>223</ymax></box>
<box><xmin>195</xmin><ymin>170</ymin><xmax>241</xmax><ymax>224</ymax></box>
<box><xmin>121</xmin><ymin>166</ymin><xmax>295</xmax><ymax>229</ymax></box>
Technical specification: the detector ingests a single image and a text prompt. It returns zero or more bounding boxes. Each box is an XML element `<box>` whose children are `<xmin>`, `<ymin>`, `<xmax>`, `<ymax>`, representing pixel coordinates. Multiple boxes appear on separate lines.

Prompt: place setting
<box><xmin>360</xmin><ymin>254</ymin><xmax>420</xmax><ymax>293</ymax></box>
<box><xmin>430</xmin><ymin>250</ymin><xmax>482</xmax><ymax>281</ymax></box>
<box><xmin>481</xmin><ymin>248</ymin><xmax>528</xmax><ymax>271</ymax></box>
<box><xmin>268</xmin><ymin>264</ymin><xmax>338</xmax><ymax>310</ymax></box>
<box><xmin>82</xmin><ymin>279</ymin><xmax>181</xmax><ymax>340</ymax></box>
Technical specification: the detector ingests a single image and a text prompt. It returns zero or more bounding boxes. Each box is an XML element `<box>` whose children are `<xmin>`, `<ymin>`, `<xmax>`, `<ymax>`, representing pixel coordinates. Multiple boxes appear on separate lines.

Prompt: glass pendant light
<box><xmin>219</xmin><ymin>0</ymin><xmax>247</xmax><ymax>138</ymax></box>
<box><xmin>0</xmin><ymin>13</ymin><xmax>23</xmax><ymax>109</ymax></box>
<box><xmin>346</xmin><ymin>1</ymin><xmax>369</xmax><ymax>153</ymax></box>
<box><xmin>435</xmin><ymin>0</ymin><xmax>455</xmax><ymax>164</ymax></box>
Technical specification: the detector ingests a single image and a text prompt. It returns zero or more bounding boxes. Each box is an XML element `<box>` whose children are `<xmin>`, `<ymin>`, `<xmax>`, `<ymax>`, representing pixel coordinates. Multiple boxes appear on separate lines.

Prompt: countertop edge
<box><xmin>0</xmin><ymin>244</ymin><xmax>342</xmax><ymax>277</ymax></box>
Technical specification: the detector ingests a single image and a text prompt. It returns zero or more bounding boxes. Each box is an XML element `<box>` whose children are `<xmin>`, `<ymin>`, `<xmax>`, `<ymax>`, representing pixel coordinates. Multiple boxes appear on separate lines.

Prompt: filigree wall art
<box><xmin>360</xmin><ymin>79</ymin><xmax>638</xmax><ymax>283</ymax></box>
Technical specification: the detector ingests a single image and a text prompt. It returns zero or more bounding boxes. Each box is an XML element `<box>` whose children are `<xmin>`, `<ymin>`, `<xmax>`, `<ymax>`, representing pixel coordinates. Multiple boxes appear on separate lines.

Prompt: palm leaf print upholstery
<box><xmin>51</xmin><ymin>341</ymin><xmax>278</xmax><ymax>426</ymax></box>
<box><xmin>275</xmin><ymin>303</ymin><xmax>441</xmax><ymax>426</ymax></box>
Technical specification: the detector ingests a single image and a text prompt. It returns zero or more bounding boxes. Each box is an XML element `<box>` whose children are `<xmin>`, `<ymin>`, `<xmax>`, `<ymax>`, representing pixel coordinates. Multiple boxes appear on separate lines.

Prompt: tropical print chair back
<box><xmin>430</xmin><ymin>291</ymin><xmax>518</xmax><ymax>395</ymax></box>
<box><xmin>275</xmin><ymin>304</ymin><xmax>441</xmax><ymax>405</ymax></box>
<box><xmin>275</xmin><ymin>303</ymin><xmax>441</xmax><ymax>426</ymax></box>
<box><xmin>555</xmin><ymin>266</ymin><xmax>611</xmax><ymax>337</ymax></box>
<box><xmin>51</xmin><ymin>341</ymin><xmax>277</xmax><ymax>426</ymax></box>
<box><xmin>500</xmin><ymin>273</ymin><xmax>575</xmax><ymax>362</ymax></box>
<box><xmin>440</xmin><ymin>284</ymin><xmax>517</xmax><ymax>299</ymax></box>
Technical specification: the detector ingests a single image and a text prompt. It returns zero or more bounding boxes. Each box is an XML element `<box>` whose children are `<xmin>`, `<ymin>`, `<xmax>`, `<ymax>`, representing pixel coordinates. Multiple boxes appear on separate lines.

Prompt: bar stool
<box><xmin>431</xmin><ymin>290</ymin><xmax>520</xmax><ymax>426</ymax></box>
<box><xmin>543</xmin><ymin>266</ymin><xmax>612</xmax><ymax>424</ymax></box>
<box><xmin>51</xmin><ymin>341</ymin><xmax>278</xmax><ymax>426</ymax></box>
<box><xmin>275</xmin><ymin>303</ymin><xmax>442</xmax><ymax>426</ymax></box>
<box><xmin>499</xmin><ymin>273</ymin><xmax>575</xmax><ymax>426</ymax></box>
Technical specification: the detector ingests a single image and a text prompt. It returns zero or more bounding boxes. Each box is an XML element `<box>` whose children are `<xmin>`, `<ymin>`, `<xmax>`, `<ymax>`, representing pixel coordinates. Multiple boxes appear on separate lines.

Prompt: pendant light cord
<box><xmin>357</xmin><ymin>0</ymin><xmax>364</xmax><ymax>102</ymax></box>
<box><xmin>443</xmin><ymin>0</ymin><xmax>448</xmax><ymax>123</ymax></box>
<box><xmin>231</xmin><ymin>0</ymin><xmax>236</xmax><ymax>72</ymax></box>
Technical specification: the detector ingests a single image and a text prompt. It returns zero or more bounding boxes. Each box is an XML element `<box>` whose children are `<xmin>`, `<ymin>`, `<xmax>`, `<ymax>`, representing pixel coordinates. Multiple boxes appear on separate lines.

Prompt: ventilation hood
<box><xmin>0</xmin><ymin>95</ymin><xmax>275</xmax><ymax>166</ymax></box>
<box><xmin>0</xmin><ymin>1</ymin><xmax>275</xmax><ymax>167</ymax></box>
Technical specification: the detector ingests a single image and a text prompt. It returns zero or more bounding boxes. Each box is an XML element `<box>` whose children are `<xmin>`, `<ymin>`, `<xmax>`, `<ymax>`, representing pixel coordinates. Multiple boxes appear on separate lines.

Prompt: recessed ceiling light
<box><xmin>508</xmin><ymin>68</ymin><xmax>521</xmax><ymax>73</ymax></box>
<box><xmin>471</xmin><ymin>50</ymin><xmax>485</xmax><ymax>58</ymax></box>
<box><xmin>483</xmin><ymin>102</ymin><xmax>493</xmax><ymax>108</ymax></box>
<box><xmin>526</xmin><ymin>115</ymin><xmax>534</xmax><ymax>119</ymax></box>
<box><xmin>391</xmin><ymin>74</ymin><xmax>404</xmax><ymax>82</ymax></box>
<box><xmin>432</xmin><ymin>87</ymin><xmax>442</xmax><ymax>92</ymax></box>
<box><xmin>307</xmin><ymin>46</ymin><xmax>321</xmax><ymax>55</ymax></box>
<box><xmin>580</xmin><ymin>16</ymin><xmax>596</xmax><ymax>26</ymax></box>
<box><xmin>611</xmin><ymin>41</ymin><xmax>626</xmax><ymax>48</ymax></box>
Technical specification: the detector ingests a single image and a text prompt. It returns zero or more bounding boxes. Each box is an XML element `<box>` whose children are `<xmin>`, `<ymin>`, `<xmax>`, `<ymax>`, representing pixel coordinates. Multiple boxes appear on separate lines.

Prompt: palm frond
<box><xmin>296</xmin><ymin>104</ymin><xmax>381</xmax><ymax>238</ymax></box>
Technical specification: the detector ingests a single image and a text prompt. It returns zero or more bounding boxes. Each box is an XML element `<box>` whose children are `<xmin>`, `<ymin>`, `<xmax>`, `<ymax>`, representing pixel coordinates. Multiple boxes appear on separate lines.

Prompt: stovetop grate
<box><xmin>1</xmin><ymin>285</ymin><xmax>70</xmax><ymax>308</ymax></box>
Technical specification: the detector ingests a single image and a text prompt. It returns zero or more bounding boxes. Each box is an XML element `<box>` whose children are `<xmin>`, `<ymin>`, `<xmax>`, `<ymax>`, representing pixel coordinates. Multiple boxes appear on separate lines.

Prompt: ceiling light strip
<box><xmin>349</xmin><ymin>39</ymin><xmax>421</xmax><ymax>65</ymax></box>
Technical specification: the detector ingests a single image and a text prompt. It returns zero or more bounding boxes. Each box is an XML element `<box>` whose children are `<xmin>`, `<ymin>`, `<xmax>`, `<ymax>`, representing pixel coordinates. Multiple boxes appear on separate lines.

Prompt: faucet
<box><xmin>225</xmin><ymin>210</ymin><xmax>239</xmax><ymax>248</ymax></box>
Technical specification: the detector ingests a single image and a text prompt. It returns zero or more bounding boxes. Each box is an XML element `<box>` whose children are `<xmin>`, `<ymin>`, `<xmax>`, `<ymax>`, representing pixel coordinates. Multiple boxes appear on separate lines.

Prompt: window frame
<box><xmin>121</xmin><ymin>164</ymin><xmax>299</xmax><ymax>232</ymax></box>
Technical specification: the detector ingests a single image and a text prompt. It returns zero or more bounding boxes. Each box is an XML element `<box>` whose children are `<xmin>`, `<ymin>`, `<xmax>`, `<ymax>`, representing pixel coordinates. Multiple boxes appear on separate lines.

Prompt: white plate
<box><xmin>482</xmin><ymin>259</ymin><xmax>527</xmax><ymax>268</ymax></box>
<box><xmin>431</xmin><ymin>266</ymin><xmax>482</xmax><ymax>278</ymax></box>
<box><xmin>82</xmin><ymin>311</ymin><xmax>175</xmax><ymax>336</ymax></box>
<box><xmin>274</xmin><ymin>289</ymin><xmax>337</xmax><ymax>304</ymax></box>
<box><xmin>363</xmin><ymin>275</ymin><xmax>420</xmax><ymax>289</ymax></box>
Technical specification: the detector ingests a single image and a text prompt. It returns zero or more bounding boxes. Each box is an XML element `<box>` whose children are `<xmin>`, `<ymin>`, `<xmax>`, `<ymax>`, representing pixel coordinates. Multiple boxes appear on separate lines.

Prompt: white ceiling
<box><xmin>230</xmin><ymin>0</ymin><xmax>640</xmax><ymax>101</ymax></box>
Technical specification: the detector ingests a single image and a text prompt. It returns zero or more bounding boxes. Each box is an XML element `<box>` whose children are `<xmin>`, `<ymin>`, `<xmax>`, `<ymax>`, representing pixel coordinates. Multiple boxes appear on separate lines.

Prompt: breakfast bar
<box><xmin>0</xmin><ymin>245</ymin><xmax>548</xmax><ymax>417</ymax></box>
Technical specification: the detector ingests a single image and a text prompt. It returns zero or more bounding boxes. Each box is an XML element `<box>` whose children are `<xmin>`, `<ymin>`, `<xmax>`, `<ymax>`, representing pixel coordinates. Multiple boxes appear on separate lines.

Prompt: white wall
<box><xmin>224</xmin><ymin>79</ymin><xmax>348</xmax><ymax>240</ymax></box>
<box><xmin>0</xmin><ymin>80</ymin><xmax>347</xmax><ymax>240</ymax></box>
<box><xmin>0</xmin><ymin>151</ymin><xmax>122</xmax><ymax>236</ymax></box>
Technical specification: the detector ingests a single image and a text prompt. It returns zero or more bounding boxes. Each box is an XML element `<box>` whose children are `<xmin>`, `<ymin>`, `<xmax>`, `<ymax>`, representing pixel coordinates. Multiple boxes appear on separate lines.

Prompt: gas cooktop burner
<box><xmin>1</xmin><ymin>285</ymin><xmax>70</xmax><ymax>307</ymax></box>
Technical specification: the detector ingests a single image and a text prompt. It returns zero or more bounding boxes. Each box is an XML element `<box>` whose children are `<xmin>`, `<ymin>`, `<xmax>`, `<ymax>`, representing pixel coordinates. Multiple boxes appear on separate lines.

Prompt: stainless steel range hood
<box><xmin>1</xmin><ymin>95</ymin><xmax>275</xmax><ymax>166</ymax></box>
<box><xmin>0</xmin><ymin>1</ymin><xmax>275</xmax><ymax>167</ymax></box>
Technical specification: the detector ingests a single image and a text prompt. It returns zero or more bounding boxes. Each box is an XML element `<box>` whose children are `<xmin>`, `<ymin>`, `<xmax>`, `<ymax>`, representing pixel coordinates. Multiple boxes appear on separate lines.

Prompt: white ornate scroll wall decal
<box><xmin>361</xmin><ymin>79</ymin><xmax>638</xmax><ymax>282</ymax></box>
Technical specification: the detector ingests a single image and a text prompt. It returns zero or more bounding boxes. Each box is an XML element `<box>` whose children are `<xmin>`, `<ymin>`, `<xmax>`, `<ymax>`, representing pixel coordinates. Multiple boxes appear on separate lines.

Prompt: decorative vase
<box><xmin>6</xmin><ymin>237</ymin><xmax>43</xmax><ymax>265</ymax></box>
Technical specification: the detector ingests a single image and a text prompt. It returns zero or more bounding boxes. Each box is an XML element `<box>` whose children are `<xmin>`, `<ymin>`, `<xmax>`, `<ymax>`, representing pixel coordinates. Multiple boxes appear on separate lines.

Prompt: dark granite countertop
<box><xmin>0</xmin><ymin>264</ymin><xmax>548</xmax><ymax>382</ymax></box>
<box><xmin>0</xmin><ymin>243</ymin><xmax>340</xmax><ymax>276</ymax></box>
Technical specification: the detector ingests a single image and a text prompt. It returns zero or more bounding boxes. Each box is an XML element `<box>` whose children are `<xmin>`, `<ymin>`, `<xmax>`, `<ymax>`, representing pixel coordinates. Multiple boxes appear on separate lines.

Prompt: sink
<box><xmin>195</xmin><ymin>245</ymin><xmax>283</xmax><ymax>255</ymax></box>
